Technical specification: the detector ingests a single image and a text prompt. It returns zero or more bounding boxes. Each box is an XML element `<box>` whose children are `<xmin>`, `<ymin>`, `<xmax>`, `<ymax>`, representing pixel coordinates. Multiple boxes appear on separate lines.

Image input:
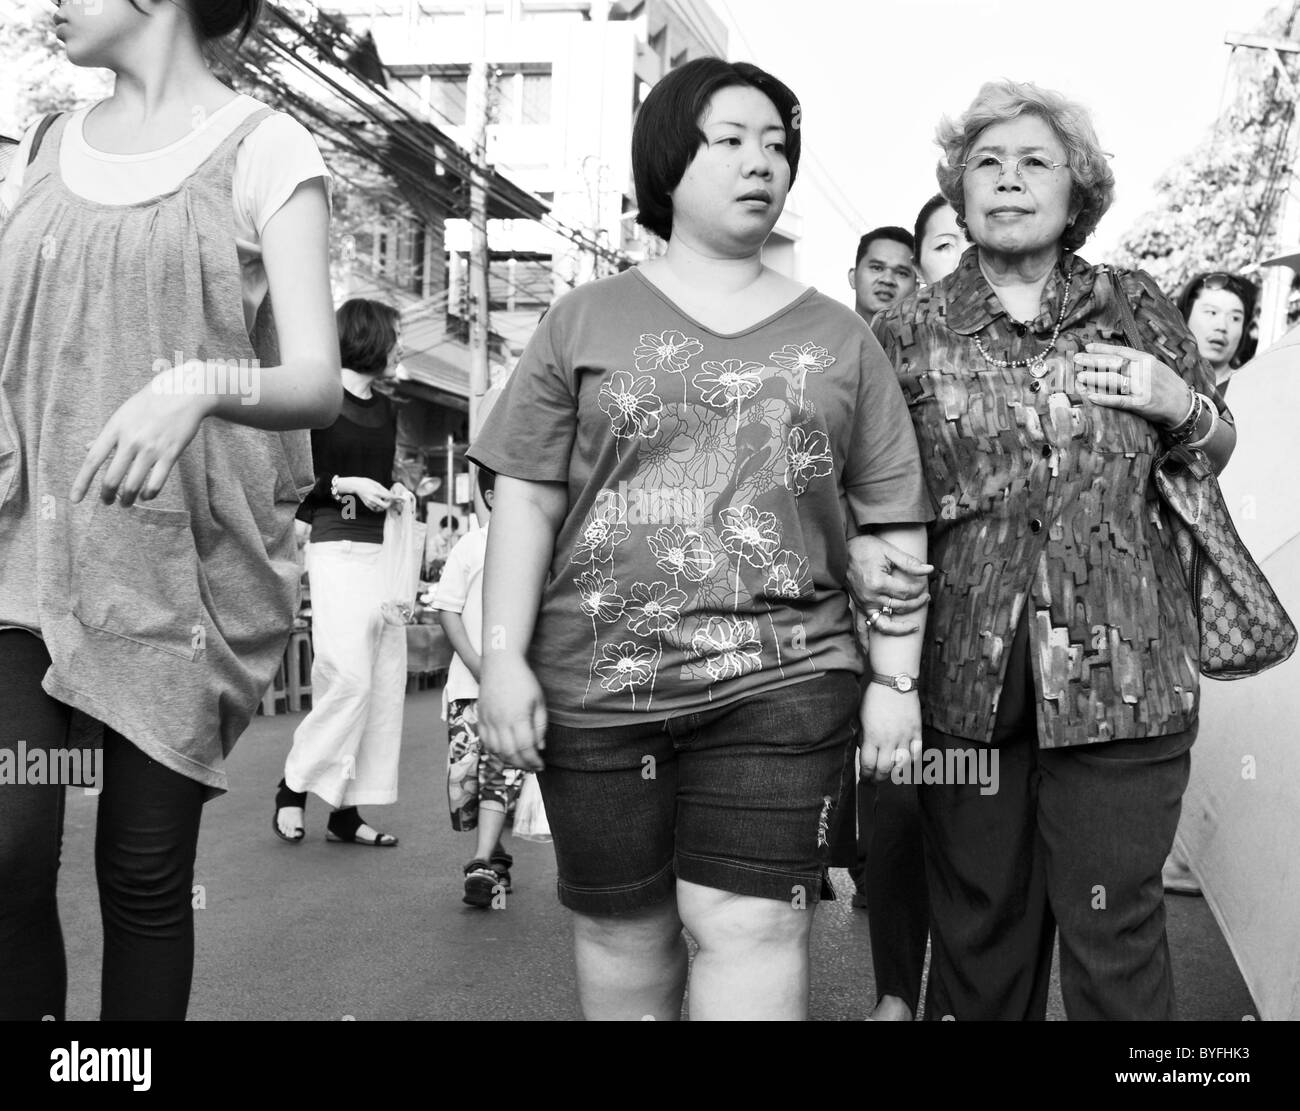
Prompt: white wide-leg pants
<box><xmin>284</xmin><ymin>540</ymin><xmax>407</xmax><ymax>807</ymax></box>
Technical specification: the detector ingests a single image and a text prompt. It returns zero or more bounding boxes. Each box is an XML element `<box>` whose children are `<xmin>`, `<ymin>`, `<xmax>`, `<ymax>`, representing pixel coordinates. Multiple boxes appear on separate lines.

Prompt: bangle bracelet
<box><xmin>1185</xmin><ymin>398</ymin><xmax>1219</xmax><ymax>449</ymax></box>
<box><xmin>1165</xmin><ymin>389</ymin><xmax>1203</xmax><ymax>444</ymax></box>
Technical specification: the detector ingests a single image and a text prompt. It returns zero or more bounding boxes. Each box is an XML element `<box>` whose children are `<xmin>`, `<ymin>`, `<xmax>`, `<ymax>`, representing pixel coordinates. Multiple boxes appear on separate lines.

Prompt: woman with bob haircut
<box><xmin>468</xmin><ymin>56</ymin><xmax>932</xmax><ymax>1020</ymax></box>
<box><xmin>870</xmin><ymin>79</ymin><xmax>1235</xmax><ymax>1020</ymax></box>
<box><xmin>274</xmin><ymin>298</ymin><xmax>408</xmax><ymax>849</ymax></box>
<box><xmin>0</xmin><ymin>0</ymin><xmax>339</xmax><ymax>1019</ymax></box>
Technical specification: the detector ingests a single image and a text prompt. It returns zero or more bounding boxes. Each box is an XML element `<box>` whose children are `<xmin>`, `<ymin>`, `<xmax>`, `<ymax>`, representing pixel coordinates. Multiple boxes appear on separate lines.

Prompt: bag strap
<box><xmin>1100</xmin><ymin>265</ymin><xmax>1144</xmax><ymax>350</ymax></box>
<box><xmin>27</xmin><ymin>113</ymin><xmax>62</xmax><ymax>168</ymax></box>
<box><xmin>1099</xmin><ymin>266</ymin><xmax>1213</xmax><ymax>479</ymax></box>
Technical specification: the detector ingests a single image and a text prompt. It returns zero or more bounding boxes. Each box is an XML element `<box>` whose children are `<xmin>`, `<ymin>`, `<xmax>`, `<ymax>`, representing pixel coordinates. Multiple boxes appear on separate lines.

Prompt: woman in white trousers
<box><xmin>275</xmin><ymin>299</ymin><xmax>409</xmax><ymax>846</ymax></box>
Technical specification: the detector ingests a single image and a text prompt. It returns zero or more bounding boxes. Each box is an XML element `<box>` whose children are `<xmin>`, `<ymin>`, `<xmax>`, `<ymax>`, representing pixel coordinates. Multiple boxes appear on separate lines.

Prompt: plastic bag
<box><xmin>512</xmin><ymin>773</ymin><xmax>551</xmax><ymax>842</ymax></box>
<box><xmin>379</xmin><ymin>485</ymin><xmax>426</xmax><ymax>625</ymax></box>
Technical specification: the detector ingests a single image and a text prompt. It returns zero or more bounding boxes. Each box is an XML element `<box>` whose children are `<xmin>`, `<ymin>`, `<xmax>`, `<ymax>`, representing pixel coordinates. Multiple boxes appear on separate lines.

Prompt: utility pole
<box><xmin>467</xmin><ymin>0</ymin><xmax>492</xmax><ymax>439</ymax></box>
<box><xmin>1226</xmin><ymin>31</ymin><xmax>1300</xmax><ymax>345</ymax></box>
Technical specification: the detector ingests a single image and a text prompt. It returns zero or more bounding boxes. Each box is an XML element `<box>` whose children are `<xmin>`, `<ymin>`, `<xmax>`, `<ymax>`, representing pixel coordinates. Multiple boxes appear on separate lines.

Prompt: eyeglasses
<box><xmin>1199</xmin><ymin>272</ymin><xmax>1250</xmax><ymax>294</ymax></box>
<box><xmin>959</xmin><ymin>154</ymin><xmax>1066</xmax><ymax>181</ymax></box>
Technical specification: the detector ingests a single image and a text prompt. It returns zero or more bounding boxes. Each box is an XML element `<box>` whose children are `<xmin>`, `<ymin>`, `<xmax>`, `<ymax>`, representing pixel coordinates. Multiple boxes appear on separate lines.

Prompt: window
<box><xmin>492</xmin><ymin>67</ymin><xmax>552</xmax><ymax>126</ymax></box>
<box><xmin>427</xmin><ymin>75</ymin><xmax>468</xmax><ymax>126</ymax></box>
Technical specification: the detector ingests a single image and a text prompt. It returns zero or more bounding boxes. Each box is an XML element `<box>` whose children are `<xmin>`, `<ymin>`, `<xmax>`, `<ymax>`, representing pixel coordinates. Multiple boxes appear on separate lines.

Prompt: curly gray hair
<box><xmin>935</xmin><ymin>80</ymin><xmax>1115</xmax><ymax>253</ymax></box>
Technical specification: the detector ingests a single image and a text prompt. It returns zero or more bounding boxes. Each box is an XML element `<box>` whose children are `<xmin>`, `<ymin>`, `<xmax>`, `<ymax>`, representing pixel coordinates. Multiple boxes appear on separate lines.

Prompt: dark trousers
<box><xmin>850</xmin><ymin>777</ymin><xmax>929</xmax><ymax>1014</ymax></box>
<box><xmin>919</xmin><ymin>617</ymin><xmax>1193</xmax><ymax>1021</ymax></box>
<box><xmin>0</xmin><ymin>630</ymin><xmax>205</xmax><ymax>1020</ymax></box>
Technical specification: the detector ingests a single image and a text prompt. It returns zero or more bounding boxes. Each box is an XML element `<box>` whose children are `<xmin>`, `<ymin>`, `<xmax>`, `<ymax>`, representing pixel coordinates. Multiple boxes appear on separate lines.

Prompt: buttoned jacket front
<box><xmin>873</xmin><ymin>249</ymin><xmax>1230</xmax><ymax>747</ymax></box>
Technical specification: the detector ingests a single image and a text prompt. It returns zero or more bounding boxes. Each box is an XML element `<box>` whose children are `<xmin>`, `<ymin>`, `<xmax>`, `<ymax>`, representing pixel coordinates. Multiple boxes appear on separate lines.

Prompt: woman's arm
<box><xmin>857</xmin><ymin>523</ymin><xmax>928</xmax><ymax>780</ymax></box>
<box><xmin>72</xmin><ymin>179</ymin><xmax>341</xmax><ymax>506</ymax></box>
<box><xmin>478</xmin><ymin>475</ymin><xmax>568</xmax><ymax>770</ymax></box>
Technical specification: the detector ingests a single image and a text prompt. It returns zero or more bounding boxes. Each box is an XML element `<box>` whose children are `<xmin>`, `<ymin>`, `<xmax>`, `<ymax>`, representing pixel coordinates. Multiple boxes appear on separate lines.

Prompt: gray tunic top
<box><xmin>0</xmin><ymin>109</ymin><xmax>316</xmax><ymax>796</ymax></box>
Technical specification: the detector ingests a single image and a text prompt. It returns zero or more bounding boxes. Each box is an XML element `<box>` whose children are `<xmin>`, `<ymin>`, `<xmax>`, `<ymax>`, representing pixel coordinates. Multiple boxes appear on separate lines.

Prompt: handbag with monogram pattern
<box><xmin>1103</xmin><ymin>267</ymin><xmax>1297</xmax><ymax>679</ymax></box>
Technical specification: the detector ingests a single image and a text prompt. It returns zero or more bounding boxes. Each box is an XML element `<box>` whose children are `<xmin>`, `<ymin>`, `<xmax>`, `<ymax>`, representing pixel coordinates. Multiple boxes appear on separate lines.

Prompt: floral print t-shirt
<box><xmin>468</xmin><ymin>269</ymin><xmax>931</xmax><ymax>727</ymax></box>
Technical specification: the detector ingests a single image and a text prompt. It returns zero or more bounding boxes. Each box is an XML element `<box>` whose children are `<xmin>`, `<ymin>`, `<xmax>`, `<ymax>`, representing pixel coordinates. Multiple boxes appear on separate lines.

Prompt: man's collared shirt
<box><xmin>873</xmin><ymin>248</ymin><xmax>1230</xmax><ymax>747</ymax></box>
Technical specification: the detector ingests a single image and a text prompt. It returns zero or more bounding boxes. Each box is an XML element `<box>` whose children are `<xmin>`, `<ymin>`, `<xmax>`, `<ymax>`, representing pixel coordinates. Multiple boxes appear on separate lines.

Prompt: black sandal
<box><xmin>273</xmin><ymin>779</ymin><xmax>307</xmax><ymax>844</ymax></box>
<box><xmin>326</xmin><ymin>806</ymin><xmax>398</xmax><ymax>847</ymax></box>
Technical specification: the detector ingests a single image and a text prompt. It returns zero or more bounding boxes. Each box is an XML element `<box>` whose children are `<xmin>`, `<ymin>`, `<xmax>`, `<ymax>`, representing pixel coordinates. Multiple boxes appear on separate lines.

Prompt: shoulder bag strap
<box><xmin>27</xmin><ymin>112</ymin><xmax>62</xmax><ymax>167</ymax></box>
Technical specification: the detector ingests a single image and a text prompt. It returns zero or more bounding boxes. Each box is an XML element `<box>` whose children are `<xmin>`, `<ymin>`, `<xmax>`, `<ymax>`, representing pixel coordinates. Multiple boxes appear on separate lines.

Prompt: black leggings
<box><xmin>0</xmin><ymin>630</ymin><xmax>205</xmax><ymax>1020</ymax></box>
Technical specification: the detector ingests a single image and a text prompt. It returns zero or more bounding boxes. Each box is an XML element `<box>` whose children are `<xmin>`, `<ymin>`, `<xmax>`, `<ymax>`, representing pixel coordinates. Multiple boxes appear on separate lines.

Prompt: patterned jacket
<box><xmin>872</xmin><ymin>248</ymin><xmax>1230</xmax><ymax>746</ymax></box>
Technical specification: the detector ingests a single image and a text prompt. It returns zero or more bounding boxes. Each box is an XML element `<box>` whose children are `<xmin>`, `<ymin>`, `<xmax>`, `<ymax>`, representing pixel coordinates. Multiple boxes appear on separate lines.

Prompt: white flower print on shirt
<box><xmin>572</xmin><ymin>495</ymin><xmax>631</xmax><ymax>566</ymax></box>
<box><xmin>770</xmin><ymin>342</ymin><xmax>835</xmax><ymax>411</ymax></box>
<box><xmin>574</xmin><ymin>571</ymin><xmax>627</xmax><ymax>623</ymax></box>
<box><xmin>598</xmin><ymin>370</ymin><xmax>662</xmax><ymax>446</ymax></box>
<box><xmin>625</xmin><ymin>581</ymin><xmax>686</xmax><ymax>637</ymax></box>
<box><xmin>719</xmin><ymin>505</ymin><xmax>782</xmax><ymax>568</ymax></box>
<box><xmin>692</xmin><ymin>359</ymin><xmax>764</xmax><ymax>435</ymax></box>
<box><xmin>784</xmin><ymin>426</ymin><xmax>833</xmax><ymax>495</ymax></box>
<box><xmin>719</xmin><ymin>505</ymin><xmax>782</xmax><ymax>609</ymax></box>
<box><xmin>691</xmin><ymin>615</ymin><xmax>763</xmax><ymax>682</ymax></box>
<box><xmin>594</xmin><ymin>641</ymin><xmax>657</xmax><ymax>706</ymax></box>
<box><xmin>646</xmin><ymin>525</ymin><xmax>716</xmax><ymax>588</ymax></box>
<box><xmin>635</xmin><ymin>330</ymin><xmax>703</xmax><ymax>402</ymax></box>
<box><xmin>766</xmin><ymin>551</ymin><xmax>812</xmax><ymax>599</ymax></box>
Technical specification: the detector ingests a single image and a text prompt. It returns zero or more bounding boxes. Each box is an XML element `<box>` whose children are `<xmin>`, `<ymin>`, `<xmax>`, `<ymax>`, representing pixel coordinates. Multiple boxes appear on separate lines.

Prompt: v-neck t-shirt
<box><xmin>468</xmin><ymin>267</ymin><xmax>932</xmax><ymax>727</ymax></box>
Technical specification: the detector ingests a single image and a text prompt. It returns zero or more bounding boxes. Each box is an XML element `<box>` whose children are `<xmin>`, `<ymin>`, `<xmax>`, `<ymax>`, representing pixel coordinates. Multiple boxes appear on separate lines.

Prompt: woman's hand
<box><xmin>336</xmin><ymin>476</ymin><xmax>394</xmax><ymax>513</ymax></box>
<box><xmin>847</xmin><ymin>533</ymin><xmax>933</xmax><ymax>635</ymax></box>
<box><xmin>71</xmin><ymin>376</ymin><xmax>212</xmax><ymax>507</ymax></box>
<box><xmin>479</xmin><ymin>654</ymin><xmax>547</xmax><ymax>772</ymax></box>
<box><xmin>859</xmin><ymin>684</ymin><xmax>922</xmax><ymax>783</ymax></box>
<box><xmin>1074</xmin><ymin>343</ymin><xmax>1192</xmax><ymax>429</ymax></box>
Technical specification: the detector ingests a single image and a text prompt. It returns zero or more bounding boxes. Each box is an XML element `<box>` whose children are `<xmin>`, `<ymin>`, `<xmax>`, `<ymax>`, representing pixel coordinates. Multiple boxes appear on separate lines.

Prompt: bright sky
<box><xmin>716</xmin><ymin>0</ymin><xmax>1281</xmax><ymax>304</ymax></box>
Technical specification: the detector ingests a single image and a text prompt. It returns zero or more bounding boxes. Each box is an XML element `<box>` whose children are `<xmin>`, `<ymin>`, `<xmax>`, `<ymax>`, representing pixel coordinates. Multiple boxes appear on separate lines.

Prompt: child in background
<box><xmin>432</xmin><ymin>467</ymin><xmax>523</xmax><ymax>907</ymax></box>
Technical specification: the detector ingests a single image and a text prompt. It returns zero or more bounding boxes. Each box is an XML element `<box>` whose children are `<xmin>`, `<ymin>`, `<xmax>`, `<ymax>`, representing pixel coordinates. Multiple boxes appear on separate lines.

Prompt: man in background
<box><xmin>848</xmin><ymin>226</ymin><xmax>918</xmax><ymax>320</ymax></box>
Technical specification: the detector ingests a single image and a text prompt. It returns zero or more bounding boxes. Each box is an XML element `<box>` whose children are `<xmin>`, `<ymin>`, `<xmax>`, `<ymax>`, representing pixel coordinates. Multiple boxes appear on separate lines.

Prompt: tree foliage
<box><xmin>1111</xmin><ymin>2</ymin><xmax>1300</xmax><ymax>300</ymax></box>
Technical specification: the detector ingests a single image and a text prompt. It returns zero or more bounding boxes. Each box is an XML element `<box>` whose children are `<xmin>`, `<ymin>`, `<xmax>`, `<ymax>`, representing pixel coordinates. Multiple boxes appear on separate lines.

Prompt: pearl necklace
<box><xmin>972</xmin><ymin>268</ymin><xmax>1074</xmax><ymax>379</ymax></box>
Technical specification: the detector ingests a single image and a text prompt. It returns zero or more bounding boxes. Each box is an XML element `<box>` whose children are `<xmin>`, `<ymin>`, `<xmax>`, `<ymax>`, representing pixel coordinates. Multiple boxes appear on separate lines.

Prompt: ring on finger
<box><xmin>882</xmin><ymin>602</ymin><xmax>894</xmax><ymax>617</ymax></box>
<box><xmin>866</xmin><ymin>608</ymin><xmax>882</xmax><ymax>628</ymax></box>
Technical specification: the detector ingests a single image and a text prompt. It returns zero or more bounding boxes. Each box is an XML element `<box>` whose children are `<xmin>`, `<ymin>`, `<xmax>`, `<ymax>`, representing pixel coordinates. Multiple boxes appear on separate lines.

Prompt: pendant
<box><xmin>1029</xmin><ymin>358</ymin><xmax>1049</xmax><ymax>379</ymax></box>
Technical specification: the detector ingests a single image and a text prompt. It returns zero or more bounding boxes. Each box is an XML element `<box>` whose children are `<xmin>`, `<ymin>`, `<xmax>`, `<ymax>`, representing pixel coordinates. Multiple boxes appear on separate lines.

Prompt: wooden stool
<box><xmin>286</xmin><ymin>628</ymin><xmax>313</xmax><ymax>712</ymax></box>
<box><xmin>259</xmin><ymin>657</ymin><xmax>288</xmax><ymax>716</ymax></box>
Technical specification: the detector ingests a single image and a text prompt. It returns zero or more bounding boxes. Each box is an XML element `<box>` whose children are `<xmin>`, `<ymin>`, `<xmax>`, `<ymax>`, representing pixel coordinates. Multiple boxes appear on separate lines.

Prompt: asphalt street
<box><xmin>51</xmin><ymin>686</ymin><xmax>1259</xmax><ymax>1021</ymax></box>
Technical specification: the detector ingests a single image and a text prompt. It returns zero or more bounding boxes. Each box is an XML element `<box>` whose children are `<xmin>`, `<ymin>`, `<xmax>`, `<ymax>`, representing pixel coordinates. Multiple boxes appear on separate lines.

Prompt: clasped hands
<box><xmin>847</xmin><ymin>533</ymin><xmax>931</xmax><ymax>783</ymax></box>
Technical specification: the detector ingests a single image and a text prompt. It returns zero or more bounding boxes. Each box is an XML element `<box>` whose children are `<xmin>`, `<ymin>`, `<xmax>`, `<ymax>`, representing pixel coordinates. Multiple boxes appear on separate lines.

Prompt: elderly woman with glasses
<box><xmin>866</xmin><ymin>79</ymin><xmax>1236</xmax><ymax>1020</ymax></box>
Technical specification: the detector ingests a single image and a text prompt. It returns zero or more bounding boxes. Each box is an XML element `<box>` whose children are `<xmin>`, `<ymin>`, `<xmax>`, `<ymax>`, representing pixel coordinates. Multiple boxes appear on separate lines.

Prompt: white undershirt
<box><xmin>0</xmin><ymin>94</ymin><xmax>331</xmax><ymax>335</ymax></box>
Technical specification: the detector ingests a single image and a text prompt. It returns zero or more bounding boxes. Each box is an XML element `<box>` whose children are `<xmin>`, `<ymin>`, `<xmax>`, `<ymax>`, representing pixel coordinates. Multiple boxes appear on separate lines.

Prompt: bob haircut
<box><xmin>337</xmin><ymin>298</ymin><xmax>401</xmax><ymax>377</ymax></box>
<box><xmin>935</xmin><ymin>79</ymin><xmax>1115</xmax><ymax>253</ymax></box>
<box><xmin>126</xmin><ymin>0</ymin><xmax>263</xmax><ymax>44</ymax></box>
<box><xmin>633</xmin><ymin>56</ymin><xmax>802</xmax><ymax>242</ymax></box>
<box><xmin>1176</xmin><ymin>271</ymin><xmax>1258</xmax><ymax>367</ymax></box>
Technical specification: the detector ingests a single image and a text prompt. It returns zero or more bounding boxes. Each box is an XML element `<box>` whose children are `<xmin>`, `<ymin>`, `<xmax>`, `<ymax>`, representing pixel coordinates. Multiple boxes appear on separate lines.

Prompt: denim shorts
<box><xmin>536</xmin><ymin>671</ymin><xmax>860</xmax><ymax>916</ymax></box>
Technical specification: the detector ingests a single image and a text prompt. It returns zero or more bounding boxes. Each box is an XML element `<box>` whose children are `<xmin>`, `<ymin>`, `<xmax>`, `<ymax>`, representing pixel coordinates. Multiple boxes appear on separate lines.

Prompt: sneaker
<box><xmin>463</xmin><ymin>859</ymin><xmax>500</xmax><ymax>908</ymax></box>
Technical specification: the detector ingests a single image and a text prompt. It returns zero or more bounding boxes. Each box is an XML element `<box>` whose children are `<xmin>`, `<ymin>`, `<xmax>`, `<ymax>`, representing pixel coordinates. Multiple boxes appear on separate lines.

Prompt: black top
<box><xmin>297</xmin><ymin>388</ymin><xmax>396</xmax><ymax>543</ymax></box>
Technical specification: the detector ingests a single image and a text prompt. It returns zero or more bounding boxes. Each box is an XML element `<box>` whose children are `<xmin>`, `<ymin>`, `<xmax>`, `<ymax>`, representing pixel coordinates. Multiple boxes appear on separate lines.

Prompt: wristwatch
<box><xmin>870</xmin><ymin>672</ymin><xmax>918</xmax><ymax>693</ymax></box>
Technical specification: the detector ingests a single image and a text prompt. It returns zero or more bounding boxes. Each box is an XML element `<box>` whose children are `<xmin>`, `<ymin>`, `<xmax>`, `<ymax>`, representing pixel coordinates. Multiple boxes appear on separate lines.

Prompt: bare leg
<box><xmin>571</xmin><ymin>898</ymin><xmax>687</xmax><ymax>1020</ymax></box>
<box><xmin>676</xmin><ymin>879</ymin><xmax>815</xmax><ymax>1020</ymax></box>
<box><xmin>472</xmin><ymin>802</ymin><xmax>507</xmax><ymax>861</ymax></box>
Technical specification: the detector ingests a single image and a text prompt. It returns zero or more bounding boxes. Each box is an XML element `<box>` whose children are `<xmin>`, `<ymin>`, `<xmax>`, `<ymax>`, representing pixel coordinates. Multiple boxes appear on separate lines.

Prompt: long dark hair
<box><xmin>126</xmin><ymin>0</ymin><xmax>263</xmax><ymax>44</ymax></box>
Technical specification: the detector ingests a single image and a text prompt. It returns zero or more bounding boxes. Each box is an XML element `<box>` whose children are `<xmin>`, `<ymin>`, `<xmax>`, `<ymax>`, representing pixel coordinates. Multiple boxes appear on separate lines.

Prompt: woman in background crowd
<box><xmin>913</xmin><ymin>192</ymin><xmax>963</xmax><ymax>286</ymax></box>
<box><xmin>275</xmin><ymin>298</ymin><xmax>407</xmax><ymax>848</ymax></box>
